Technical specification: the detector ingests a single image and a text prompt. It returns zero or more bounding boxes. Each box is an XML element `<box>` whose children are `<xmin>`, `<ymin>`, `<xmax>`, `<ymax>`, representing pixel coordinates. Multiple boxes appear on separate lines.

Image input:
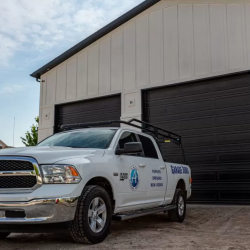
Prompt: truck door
<box><xmin>114</xmin><ymin>131</ymin><xmax>147</xmax><ymax>212</ymax></box>
<box><xmin>137</xmin><ymin>134</ymin><xmax>167</xmax><ymax>207</ymax></box>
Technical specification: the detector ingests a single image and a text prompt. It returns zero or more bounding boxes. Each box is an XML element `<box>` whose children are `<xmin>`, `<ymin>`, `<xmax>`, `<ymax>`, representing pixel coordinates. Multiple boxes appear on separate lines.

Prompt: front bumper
<box><xmin>0</xmin><ymin>197</ymin><xmax>79</xmax><ymax>224</ymax></box>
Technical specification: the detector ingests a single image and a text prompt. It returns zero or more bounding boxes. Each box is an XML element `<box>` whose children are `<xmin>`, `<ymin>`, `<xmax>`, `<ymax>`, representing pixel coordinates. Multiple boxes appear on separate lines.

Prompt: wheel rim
<box><xmin>88</xmin><ymin>197</ymin><xmax>107</xmax><ymax>233</ymax></box>
<box><xmin>178</xmin><ymin>196</ymin><xmax>185</xmax><ymax>216</ymax></box>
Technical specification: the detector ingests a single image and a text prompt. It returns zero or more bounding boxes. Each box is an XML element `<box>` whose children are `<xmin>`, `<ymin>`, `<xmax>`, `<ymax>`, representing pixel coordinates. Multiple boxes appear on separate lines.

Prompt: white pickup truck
<box><xmin>0</xmin><ymin>119</ymin><xmax>191</xmax><ymax>244</ymax></box>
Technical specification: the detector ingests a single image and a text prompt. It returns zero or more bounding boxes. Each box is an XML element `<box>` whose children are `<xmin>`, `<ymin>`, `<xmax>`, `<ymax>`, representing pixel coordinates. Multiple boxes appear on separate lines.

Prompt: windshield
<box><xmin>37</xmin><ymin>129</ymin><xmax>117</xmax><ymax>149</ymax></box>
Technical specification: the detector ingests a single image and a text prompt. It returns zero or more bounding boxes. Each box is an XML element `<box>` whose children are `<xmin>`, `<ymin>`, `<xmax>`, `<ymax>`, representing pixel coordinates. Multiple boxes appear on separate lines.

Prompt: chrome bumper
<box><xmin>0</xmin><ymin>197</ymin><xmax>79</xmax><ymax>224</ymax></box>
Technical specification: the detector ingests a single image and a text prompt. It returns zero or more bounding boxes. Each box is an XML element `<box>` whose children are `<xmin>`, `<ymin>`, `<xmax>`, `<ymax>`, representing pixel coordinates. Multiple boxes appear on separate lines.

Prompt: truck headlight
<box><xmin>41</xmin><ymin>165</ymin><xmax>81</xmax><ymax>184</ymax></box>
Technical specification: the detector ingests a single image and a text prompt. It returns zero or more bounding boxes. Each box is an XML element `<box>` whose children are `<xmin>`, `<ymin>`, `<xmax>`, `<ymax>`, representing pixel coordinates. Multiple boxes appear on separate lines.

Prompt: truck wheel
<box><xmin>168</xmin><ymin>189</ymin><xmax>186</xmax><ymax>223</ymax></box>
<box><xmin>0</xmin><ymin>233</ymin><xmax>11</xmax><ymax>240</ymax></box>
<box><xmin>69</xmin><ymin>185</ymin><xmax>112</xmax><ymax>244</ymax></box>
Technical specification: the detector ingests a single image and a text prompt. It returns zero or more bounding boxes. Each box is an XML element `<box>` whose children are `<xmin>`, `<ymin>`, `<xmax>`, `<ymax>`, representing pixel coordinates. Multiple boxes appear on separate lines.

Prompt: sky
<box><xmin>0</xmin><ymin>0</ymin><xmax>144</xmax><ymax>147</ymax></box>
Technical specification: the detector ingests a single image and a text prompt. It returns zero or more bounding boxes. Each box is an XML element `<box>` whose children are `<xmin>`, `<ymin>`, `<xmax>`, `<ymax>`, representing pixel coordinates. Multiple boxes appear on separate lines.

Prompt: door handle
<box><xmin>160</xmin><ymin>166</ymin><xmax>166</xmax><ymax>170</ymax></box>
<box><xmin>138</xmin><ymin>164</ymin><xmax>146</xmax><ymax>168</ymax></box>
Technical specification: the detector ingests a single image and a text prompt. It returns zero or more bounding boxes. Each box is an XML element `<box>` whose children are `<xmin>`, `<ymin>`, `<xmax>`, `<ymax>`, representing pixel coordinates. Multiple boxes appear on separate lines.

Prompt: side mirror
<box><xmin>115</xmin><ymin>142</ymin><xmax>143</xmax><ymax>155</ymax></box>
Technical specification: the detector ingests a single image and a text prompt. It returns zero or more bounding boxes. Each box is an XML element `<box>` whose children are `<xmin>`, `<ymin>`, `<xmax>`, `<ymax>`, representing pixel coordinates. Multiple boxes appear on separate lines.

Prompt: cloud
<box><xmin>0</xmin><ymin>84</ymin><xmax>25</xmax><ymax>95</ymax></box>
<box><xmin>0</xmin><ymin>0</ymin><xmax>144</xmax><ymax>66</ymax></box>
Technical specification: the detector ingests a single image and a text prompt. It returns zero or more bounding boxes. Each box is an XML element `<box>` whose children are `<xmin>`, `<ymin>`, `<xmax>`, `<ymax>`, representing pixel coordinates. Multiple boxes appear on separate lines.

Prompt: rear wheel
<box><xmin>69</xmin><ymin>185</ymin><xmax>112</xmax><ymax>244</ymax></box>
<box><xmin>0</xmin><ymin>233</ymin><xmax>11</xmax><ymax>240</ymax></box>
<box><xmin>168</xmin><ymin>189</ymin><xmax>186</xmax><ymax>223</ymax></box>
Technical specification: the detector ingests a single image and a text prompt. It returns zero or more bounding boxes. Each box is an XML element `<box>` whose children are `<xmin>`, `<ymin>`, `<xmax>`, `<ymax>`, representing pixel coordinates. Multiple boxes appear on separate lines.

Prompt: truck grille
<box><xmin>0</xmin><ymin>159</ymin><xmax>39</xmax><ymax>190</ymax></box>
<box><xmin>0</xmin><ymin>176</ymin><xmax>37</xmax><ymax>189</ymax></box>
<box><xmin>0</xmin><ymin>160</ymin><xmax>34</xmax><ymax>171</ymax></box>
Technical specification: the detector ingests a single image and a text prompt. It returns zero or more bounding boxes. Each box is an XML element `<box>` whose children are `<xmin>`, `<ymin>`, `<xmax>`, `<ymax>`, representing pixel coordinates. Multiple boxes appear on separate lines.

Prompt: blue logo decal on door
<box><xmin>129</xmin><ymin>166</ymin><xmax>139</xmax><ymax>191</ymax></box>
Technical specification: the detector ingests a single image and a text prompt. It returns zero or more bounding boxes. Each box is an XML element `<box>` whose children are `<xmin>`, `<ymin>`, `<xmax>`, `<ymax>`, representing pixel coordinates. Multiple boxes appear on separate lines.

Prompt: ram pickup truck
<box><xmin>0</xmin><ymin>119</ymin><xmax>191</xmax><ymax>244</ymax></box>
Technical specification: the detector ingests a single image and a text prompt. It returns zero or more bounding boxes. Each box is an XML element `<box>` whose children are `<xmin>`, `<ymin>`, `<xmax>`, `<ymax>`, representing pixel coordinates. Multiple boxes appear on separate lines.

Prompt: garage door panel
<box><xmin>215</xmin><ymin>93</ymin><xmax>250</xmax><ymax>108</ymax></box>
<box><xmin>55</xmin><ymin>95</ymin><xmax>121</xmax><ymax>132</ymax></box>
<box><xmin>58</xmin><ymin>106</ymin><xmax>121</xmax><ymax>122</ymax></box>
<box><xmin>215</xmin><ymin>112</ymin><xmax>250</xmax><ymax>126</ymax></box>
<box><xmin>59</xmin><ymin>112</ymin><xmax>121</xmax><ymax>126</ymax></box>
<box><xmin>167</xmin><ymin>124</ymin><xmax>250</xmax><ymax>138</ymax></box>
<box><xmin>190</xmin><ymin>190</ymin><xmax>250</xmax><ymax>203</ymax></box>
<box><xmin>217</xmin><ymin>131</ymin><xmax>250</xmax><ymax>144</ymax></box>
<box><xmin>190</xmin><ymin>190</ymin><xmax>217</xmax><ymax>201</ymax></box>
<box><xmin>146</xmin><ymin>99</ymin><xmax>215</xmax><ymax>118</ymax></box>
<box><xmin>192</xmin><ymin>172</ymin><xmax>217</xmax><ymax>182</ymax></box>
<box><xmin>147</xmin><ymin>103</ymin><xmax>250</xmax><ymax>125</ymax></box>
<box><xmin>191</xmin><ymin>162</ymin><xmax>250</xmax><ymax>172</ymax></box>
<box><xmin>59</xmin><ymin>96</ymin><xmax>120</xmax><ymax>114</ymax></box>
<box><xmin>162</xmin><ymin>131</ymin><xmax>250</xmax><ymax>149</ymax></box>
<box><xmin>146</xmin><ymin>82</ymin><xmax>214</xmax><ymax>101</ymax></box>
<box><xmin>165</xmin><ymin>146</ymin><xmax>250</xmax><ymax>164</ymax></box>
<box><xmin>147</xmin><ymin>93</ymin><xmax>250</xmax><ymax>119</ymax></box>
<box><xmin>193</xmin><ymin>183</ymin><xmax>250</xmax><ymax>191</ymax></box>
<box><xmin>153</xmin><ymin>117</ymin><xmax>215</xmax><ymax>131</ymax></box>
<box><xmin>218</xmin><ymin>151</ymin><xmax>250</xmax><ymax>163</ymax></box>
<box><xmin>143</xmin><ymin>73</ymin><xmax>250</xmax><ymax>204</ymax></box>
<box><xmin>218</xmin><ymin>171</ymin><xmax>250</xmax><ymax>182</ymax></box>
<box><xmin>214</xmin><ymin>74</ymin><xmax>250</xmax><ymax>91</ymax></box>
<box><xmin>146</xmin><ymin>77</ymin><xmax>250</xmax><ymax>106</ymax></box>
<box><xmin>219</xmin><ymin>191</ymin><xmax>250</xmax><ymax>202</ymax></box>
<box><xmin>192</xmin><ymin>171</ymin><xmax>250</xmax><ymax>184</ymax></box>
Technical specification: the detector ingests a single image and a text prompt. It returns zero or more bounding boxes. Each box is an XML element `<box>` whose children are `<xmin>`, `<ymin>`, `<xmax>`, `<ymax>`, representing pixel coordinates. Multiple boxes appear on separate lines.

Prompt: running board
<box><xmin>113</xmin><ymin>205</ymin><xmax>176</xmax><ymax>221</ymax></box>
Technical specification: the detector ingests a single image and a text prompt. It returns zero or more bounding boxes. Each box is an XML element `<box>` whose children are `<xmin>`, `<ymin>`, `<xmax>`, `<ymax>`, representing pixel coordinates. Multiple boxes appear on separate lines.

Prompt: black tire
<box><xmin>168</xmin><ymin>189</ymin><xmax>186</xmax><ymax>223</ymax></box>
<box><xmin>69</xmin><ymin>185</ymin><xmax>112</xmax><ymax>244</ymax></box>
<box><xmin>0</xmin><ymin>233</ymin><xmax>11</xmax><ymax>240</ymax></box>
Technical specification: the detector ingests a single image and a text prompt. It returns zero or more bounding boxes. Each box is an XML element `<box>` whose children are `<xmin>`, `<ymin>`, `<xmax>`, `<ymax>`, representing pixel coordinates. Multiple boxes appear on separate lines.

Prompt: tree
<box><xmin>21</xmin><ymin>117</ymin><xmax>39</xmax><ymax>146</ymax></box>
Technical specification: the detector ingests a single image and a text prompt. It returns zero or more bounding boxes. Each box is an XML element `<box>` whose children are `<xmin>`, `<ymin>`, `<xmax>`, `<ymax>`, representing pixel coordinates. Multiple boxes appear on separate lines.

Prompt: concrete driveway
<box><xmin>1</xmin><ymin>206</ymin><xmax>249</xmax><ymax>250</ymax></box>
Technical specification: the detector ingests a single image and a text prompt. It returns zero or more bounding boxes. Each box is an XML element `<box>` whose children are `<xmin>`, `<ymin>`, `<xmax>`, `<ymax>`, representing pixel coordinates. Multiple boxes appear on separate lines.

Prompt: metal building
<box><xmin>31</xmin><ymin>0</ymin><xmax>250</xmax><ymax>204</ymax></box>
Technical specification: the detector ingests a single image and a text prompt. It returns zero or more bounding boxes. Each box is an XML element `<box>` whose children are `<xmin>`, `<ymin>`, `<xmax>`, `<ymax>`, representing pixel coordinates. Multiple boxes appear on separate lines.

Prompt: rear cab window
<box><xmin>138</xmin><ymin>134</ymin><xmax>159</xmax><ymax>159</ymax></box>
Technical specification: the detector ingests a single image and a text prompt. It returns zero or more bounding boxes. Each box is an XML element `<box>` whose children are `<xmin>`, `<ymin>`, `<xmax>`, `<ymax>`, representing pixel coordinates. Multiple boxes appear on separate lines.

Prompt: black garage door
<box><xmin>143</xmin><ymin>72</ymin><xmax>250</xmax><ymax>204</ymax></box>
<box><xmin>55</xmin><ymin>94</ymin><xmax>121</xmax><ymax>133</ymax></box>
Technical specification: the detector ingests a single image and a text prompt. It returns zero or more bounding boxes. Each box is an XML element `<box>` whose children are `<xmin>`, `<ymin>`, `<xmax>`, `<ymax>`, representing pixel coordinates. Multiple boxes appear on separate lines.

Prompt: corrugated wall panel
<box><xmin>40</xmin><ymin>75</ymin><xmax>46</xmax><ymax>106</ymax></box>
<box><xmin>178</xmin><ymin>4</ymin><xmax>194</xmax><ymax>79</ymax></box>
<box><xmin>124</xmin><ymin>23</ymin><xmax>136</xmax><ymax>91</ymax></box>
<box><xmin>246</xmin><ymin>4</ymin><xmax>250</xmax><ymax>67</ymax></box>
<box><xmin>77</xmin><ymin>52</ymin><xmax>88</xmax><ymax>98</ymax></box>
<box><xmin>46</xmin><ymin>71</ymin><xmax>56</xmax><ymax>105</ymax></box>
<box><xmin>111</xmin><ymin>30</ymin><xmax>123</xmax><ymax>92</ymax></box>
<box><xmin>56</xmin><ymin>64</ymin><xmax>66</xmax><ymax>102</ymax></box>
<box><xmin>193</xmin><ymin>4</ymin><xmax>211</xmax><ymax>76</ymax></box>
<box><xmin>66</xmin><ymin>58</ymin><xmax>77</xmax><ymax>100</ymax></box>
<box><xmin>163</xmin><ymin>5</ymin><xmax>179</xmax><ymax>82</ymax></box>
<box><xmin>136</xmin><ymin>14</ymin><xmax>149</xmax><ymax>87</ymax></box>
<box><xmin>99</xmin><ymin>37</ymin><xmax>111</xmax><ymax>94</ymax></box>
<box><xmin>210</xmin><ymin>4</ymin><xmax>228</xmax><ymax>73</ymax></box>
<box><xmin>227</xmin><ymin>4</ymin><xmax>246</xmax><ymax>70</ymax></box>
<box><xmin>149</xmin><ymin>9</ymin><xmax>164</xmax><ymax>84</ymax></box>
<box><xmin>88</xmin><ymin>44</ymin><xmax>99</xmax><ymax>96</ymax></box>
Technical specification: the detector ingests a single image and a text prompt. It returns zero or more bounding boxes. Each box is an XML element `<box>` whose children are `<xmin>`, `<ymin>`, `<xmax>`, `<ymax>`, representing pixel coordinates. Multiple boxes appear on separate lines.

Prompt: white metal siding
<box><xmin>38</xmin><ymin>0</ymin><xmax>250</xmax><ymax>142</ymax></box>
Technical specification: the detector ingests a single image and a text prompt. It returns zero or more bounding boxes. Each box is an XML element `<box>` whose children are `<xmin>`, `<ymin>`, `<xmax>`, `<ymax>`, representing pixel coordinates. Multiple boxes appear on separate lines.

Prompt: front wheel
<box><xmin>69</xmin><ymin>185</ymin><xmax>112</xmax><ymax>244</ymax></box>
<box><xmin>168</xmin><ymin>189</ymin><xmax>186</xmax><ymax>223</ymax></box>
<box><xmin>0</xmin><ymin>232</ymin><xmax>11</xmax><ymax>240</ymax></box>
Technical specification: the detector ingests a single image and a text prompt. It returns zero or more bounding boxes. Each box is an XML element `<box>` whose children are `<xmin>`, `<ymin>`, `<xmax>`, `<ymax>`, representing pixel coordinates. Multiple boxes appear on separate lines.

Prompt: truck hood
<box><xmin>0</xmin><ymin>146</ymin><xmax>104</xmax><ymax>164</ymax></box>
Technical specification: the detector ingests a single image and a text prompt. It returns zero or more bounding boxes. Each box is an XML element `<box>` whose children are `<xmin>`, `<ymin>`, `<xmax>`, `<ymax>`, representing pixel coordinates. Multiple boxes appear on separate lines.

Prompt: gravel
<box><xmin>1</xmin><ymin>206</ymin><xmax>250</xmax><ymax>250</ymax></box>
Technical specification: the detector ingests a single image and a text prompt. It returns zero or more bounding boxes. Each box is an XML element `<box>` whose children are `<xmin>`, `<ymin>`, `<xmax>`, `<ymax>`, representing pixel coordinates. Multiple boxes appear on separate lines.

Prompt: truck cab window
<box><xmin>118</xmin><ymin>131</ymin><xmax>141</xmax><ymax>156</ymax></box>
<box><xmin>118</xmin><ymin>132</ymin><xmax>138</xmax><ymax>149</ymax></box>
<box><xmin>138</xmin><ymin>135</ymin><xmax>158</xmax><ymax>159</ymax></box>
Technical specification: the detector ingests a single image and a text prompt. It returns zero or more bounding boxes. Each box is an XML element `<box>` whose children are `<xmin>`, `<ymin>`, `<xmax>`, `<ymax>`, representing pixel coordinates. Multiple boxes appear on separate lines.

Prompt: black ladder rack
<box><xmin>61</xmin><ymin>118</ymin><xmax>187</xmax><ymax>164</ymax></box>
